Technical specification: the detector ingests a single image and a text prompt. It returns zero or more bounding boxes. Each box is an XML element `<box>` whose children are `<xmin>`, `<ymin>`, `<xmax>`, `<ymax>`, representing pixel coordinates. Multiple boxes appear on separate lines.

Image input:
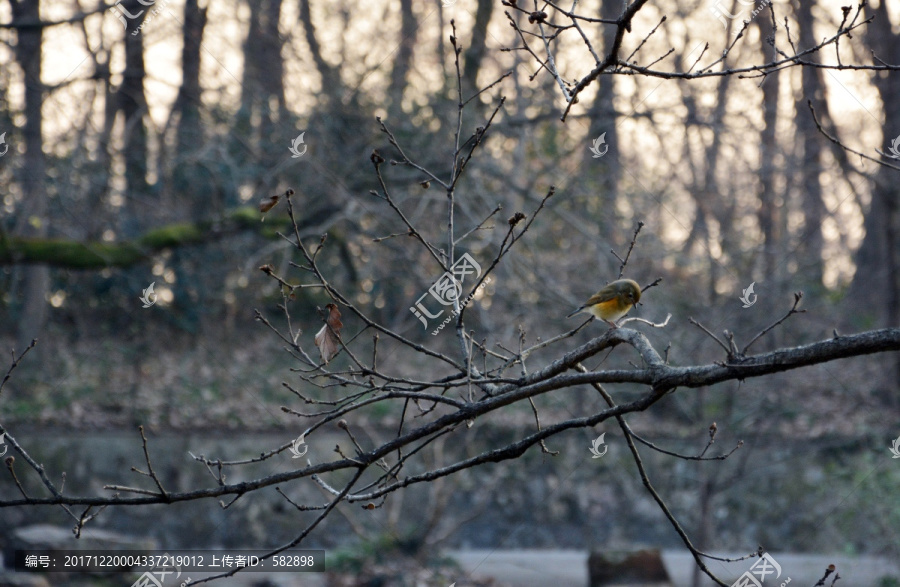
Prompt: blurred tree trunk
<box><xmin>793</xmin><ymin>0</ymin><xmax>826</xmax><ymax>286</ymax></box>
<box><xmin>854</xmin><ymin>0</ymin><xmax>900</xmax><ymax>394</ymax></box>
<box><xmin>168</xmin><ymin>0</ymin><xmax>208</xmax><ymax>220</ymax></box>
<box><xmin>11</xmin><ymin>0</ymin><xmax>48</xmax><ymax>354</ymax></box>
<box><xmin>118</xmin><ymin>6</ymin><xmax>150</xmax><ymax>205</ymax></box>
<box><xmin>853</xmin><ymin>0</ymin><xmax>900</xmax><ymax>330</ymax></box>
<box><xmin>705</xmin><ymin>71</ymin><xmax>734</xmax><ymax>300</ymax></box>
<box><xmin>462</xmin><ymin>0</ymin><xmax>493</xmax><ymax>95</ymax></box>
<box><xmin>757</xmin><ymin>17</ymin><xmax>781</xmax><ymax>282</ymax></box>
<box><xmin>241</xmin><ymin>0</ymin><xmax>286</xmax><ymax>126</ymax></box>
<box><xmin>437</xmin><ymin>1</ymin><xmax>448</xmax><ymax>82</ymax></box>
<box><xmin>581</xmin><ymin>0</ymin><xmax>623</xmax><ymax>230</ymax></box>
<box><xmin>299</xmin><ymin>0</ymin><xmax>341</xmax><ymax>96</ymax></box>
<box><xmin>175</xmin><ymin>0</ymin><xmax>206</xmax><ymax>160</ymax></box>
<box><xmin>389</xmin><ymin>0</ymin><xmax>416</xmax><ymax>108</ymax></box>
<box><xmin>231</xmin><ymin>0</ymin><xmax>285</xmax><ymax>211</ymax></box>
<box><xmin>680</xmin><ymin>54</ymin><xmax>733</xmax><ymax>303</ymax></box>
<box><xmin>86</xmin><ymin>57</ymin><xmax>115</xmax><ymax>241</ymax></box>
<box><xmin>741</xmin><ymin>18</ymin><xmax>788</xmax><ymax>316</ymax></box>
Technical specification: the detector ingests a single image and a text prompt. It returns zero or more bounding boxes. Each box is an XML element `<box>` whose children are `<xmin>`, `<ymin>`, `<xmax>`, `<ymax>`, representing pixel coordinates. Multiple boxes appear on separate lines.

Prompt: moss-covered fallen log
<box><xmin>0</xmin><ymin>206</ymin><xmax>329</xmax><ymax>269</ymax></box>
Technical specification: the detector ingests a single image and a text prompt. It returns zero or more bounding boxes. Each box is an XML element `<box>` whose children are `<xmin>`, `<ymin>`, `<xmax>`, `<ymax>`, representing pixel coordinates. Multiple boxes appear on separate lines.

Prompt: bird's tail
<box><xmin>566</xmin><ymin>307</ymin><xmax>583</xmax><ymax>318</ymax></box>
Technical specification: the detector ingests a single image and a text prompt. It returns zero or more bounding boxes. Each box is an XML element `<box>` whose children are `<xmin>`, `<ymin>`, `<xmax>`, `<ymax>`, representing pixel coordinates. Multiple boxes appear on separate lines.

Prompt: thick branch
<box><xmin>4</xmin><ymin>328</ymin><xmax>896</xmax><ymax>508</ymax></box>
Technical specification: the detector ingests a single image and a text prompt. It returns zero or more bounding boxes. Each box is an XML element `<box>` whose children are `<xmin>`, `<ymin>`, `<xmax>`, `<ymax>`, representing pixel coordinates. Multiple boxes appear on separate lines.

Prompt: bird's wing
<box><xmin>583</xmin><ymin>288</ymin><xmax>618</xmax><ymax>306</ymax></box>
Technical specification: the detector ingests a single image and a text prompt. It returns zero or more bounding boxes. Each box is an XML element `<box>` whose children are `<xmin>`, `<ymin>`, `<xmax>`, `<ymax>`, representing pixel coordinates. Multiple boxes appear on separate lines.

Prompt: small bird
<box><xmin>566</xmin><ymin>278</ymin><xmax>642</xmax><ymax>328</ymax></box>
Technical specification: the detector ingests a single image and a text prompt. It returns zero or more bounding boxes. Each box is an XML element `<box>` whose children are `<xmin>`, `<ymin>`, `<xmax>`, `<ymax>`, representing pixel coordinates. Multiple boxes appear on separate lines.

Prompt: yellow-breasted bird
<box><xmin>566</xmin><ymin>278</ymin><xmax>642</xmax><ymax>328</ymax></box>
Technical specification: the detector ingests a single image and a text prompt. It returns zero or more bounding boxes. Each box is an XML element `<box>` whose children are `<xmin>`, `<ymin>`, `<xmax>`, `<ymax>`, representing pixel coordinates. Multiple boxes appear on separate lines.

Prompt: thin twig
<box><xmin>6</xmin><ymin>457</ymin><xmax>29</xmax><ymax>499</ymax></box>
<box><xmin>625</xmin><ymin>16</ymin><xmax>667</xmax><ymax>64</ymax></box>
<box><xmin>137</xmin><ymin>426</ymin><xmax>168</xmax><ymax>500</ymax></box>
<box><xmin>572</xmin><ymin>365</ymin><xmax>730</xmax><ymax>585</ymax></box>
<box><xmin>742</xmin><ymin>292</ymin><xmax>805</xmax><ymax>355</ymax></box>
<box><xmin>613</xmin><ymin>221</ymin><xmax>644</xmax><ymax>278</ymax></box>
<box><xmin>0</xmin><ymin>339</ymin><xmax>36</xmax><ymax>398</ymax></box>
<box><xmin>690</xmin><ymin>318</ymin><xmax>731</xmax><ymax>354</ymax></box>
<box><xmin>807</xmin><ymin>100</ymin><xmax>900</xmax><ymax>171</ymax></box>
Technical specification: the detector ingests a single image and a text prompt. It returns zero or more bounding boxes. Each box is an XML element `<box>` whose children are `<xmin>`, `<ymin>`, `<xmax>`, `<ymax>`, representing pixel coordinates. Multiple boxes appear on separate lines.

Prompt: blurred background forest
<box><xmin>1</xmin><ymin>0</ymin><xmax>899</xmax><ymax>583</ymax></box>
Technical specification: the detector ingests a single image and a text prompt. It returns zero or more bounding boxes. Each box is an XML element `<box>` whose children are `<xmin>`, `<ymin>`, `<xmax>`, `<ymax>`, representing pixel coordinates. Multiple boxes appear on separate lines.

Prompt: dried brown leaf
<box><xmin>259</xmin><ymin>194</ymin><xmax>279</xmax><ymax>214</ymax></box>
<box><xmin>314</xmin><ymin>303</ymin><xmax>343</xmax><ymax>364</ymax></box>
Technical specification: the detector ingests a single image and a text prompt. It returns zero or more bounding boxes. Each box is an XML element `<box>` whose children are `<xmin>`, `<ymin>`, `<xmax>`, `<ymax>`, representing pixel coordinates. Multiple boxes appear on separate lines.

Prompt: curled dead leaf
<box><xmin>259</xmin><ymin>194</ymin><xmax>280</xmax><ymax>214</ymax></box>
<box><xmin>314</xmin><ymin>303</ymin><xmax>343</xmax><ymax>364</ymax></box>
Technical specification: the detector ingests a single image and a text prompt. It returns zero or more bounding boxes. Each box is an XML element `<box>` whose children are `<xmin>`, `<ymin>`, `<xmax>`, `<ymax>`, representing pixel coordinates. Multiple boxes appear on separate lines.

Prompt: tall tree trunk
<box><xmin>235</xmin><ymin>0</ymin><xmax>286</xmax><ymax>179</ymax></box>
<box><xmin>11</xmin><ymin>0</ymin><xmax>48</xmax><ymax>354</ymax></box>
<box><xmin>679</xmin><ymin>42</ymin><xmax>733</xmax><ymax>303</ymax></box>
<box><xmin>299</xmin><ymin>0</ymin><xmax>341</xmax><ymax>96</ymax></box>
<box><xmin>177</xmin><ymin>0</ymin><xmax>205</xmax><ymax>141</ymax></box>
<box><xmin>389</xmin><ymin>0</ymin><xmax>416</xmax><ymax>108</ymax></box>
<box><xmin>119</xmin><ymin>13</ymin><xmax>150</xmax><ymax>208</ymax></box>
<box><xmin>757</xmin><ymin>16</ymin><xmax>782</xmax><ymax>282</ymax></box>
<box><xmin>794</xmin><ymin>0</ymin><xmax>826</xmax><ymax>286</ymax></box>
<box><xmin>169</xmin><ymin>0</ymin><xmax>208</xmax><ymax>220</ymax></box>
<box><xmin>581</xmin><ymin>0</ymin><xmax>624</xmax><ymax>231</ymax></box>
<box><xmin>85</xmin><ymin>58</ymin><xmax>115</xmax><ymax>241</ymax></box>
<box><xmin>852</xmin><ymin>0</ymin><xmax>900</xmax><ymax>329</ymax></box>
<box><xmin>462</xmin><ymin>0</ymin><xmax>493</xmax><ymax>95</ymax></box>
<box><xmin>703</xmin><ymin>60</ymin><xmax>733</xmax><ymax>296</ymax></box>
<box><xmin>852</xmin><ymin>0</ymin><xmax>900</xmax><ymax>396</ymax></box>
<box><xmin>240</xmin><ymin>0</ymin><xmax>286</xmax><ymax>124</ymax></box>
